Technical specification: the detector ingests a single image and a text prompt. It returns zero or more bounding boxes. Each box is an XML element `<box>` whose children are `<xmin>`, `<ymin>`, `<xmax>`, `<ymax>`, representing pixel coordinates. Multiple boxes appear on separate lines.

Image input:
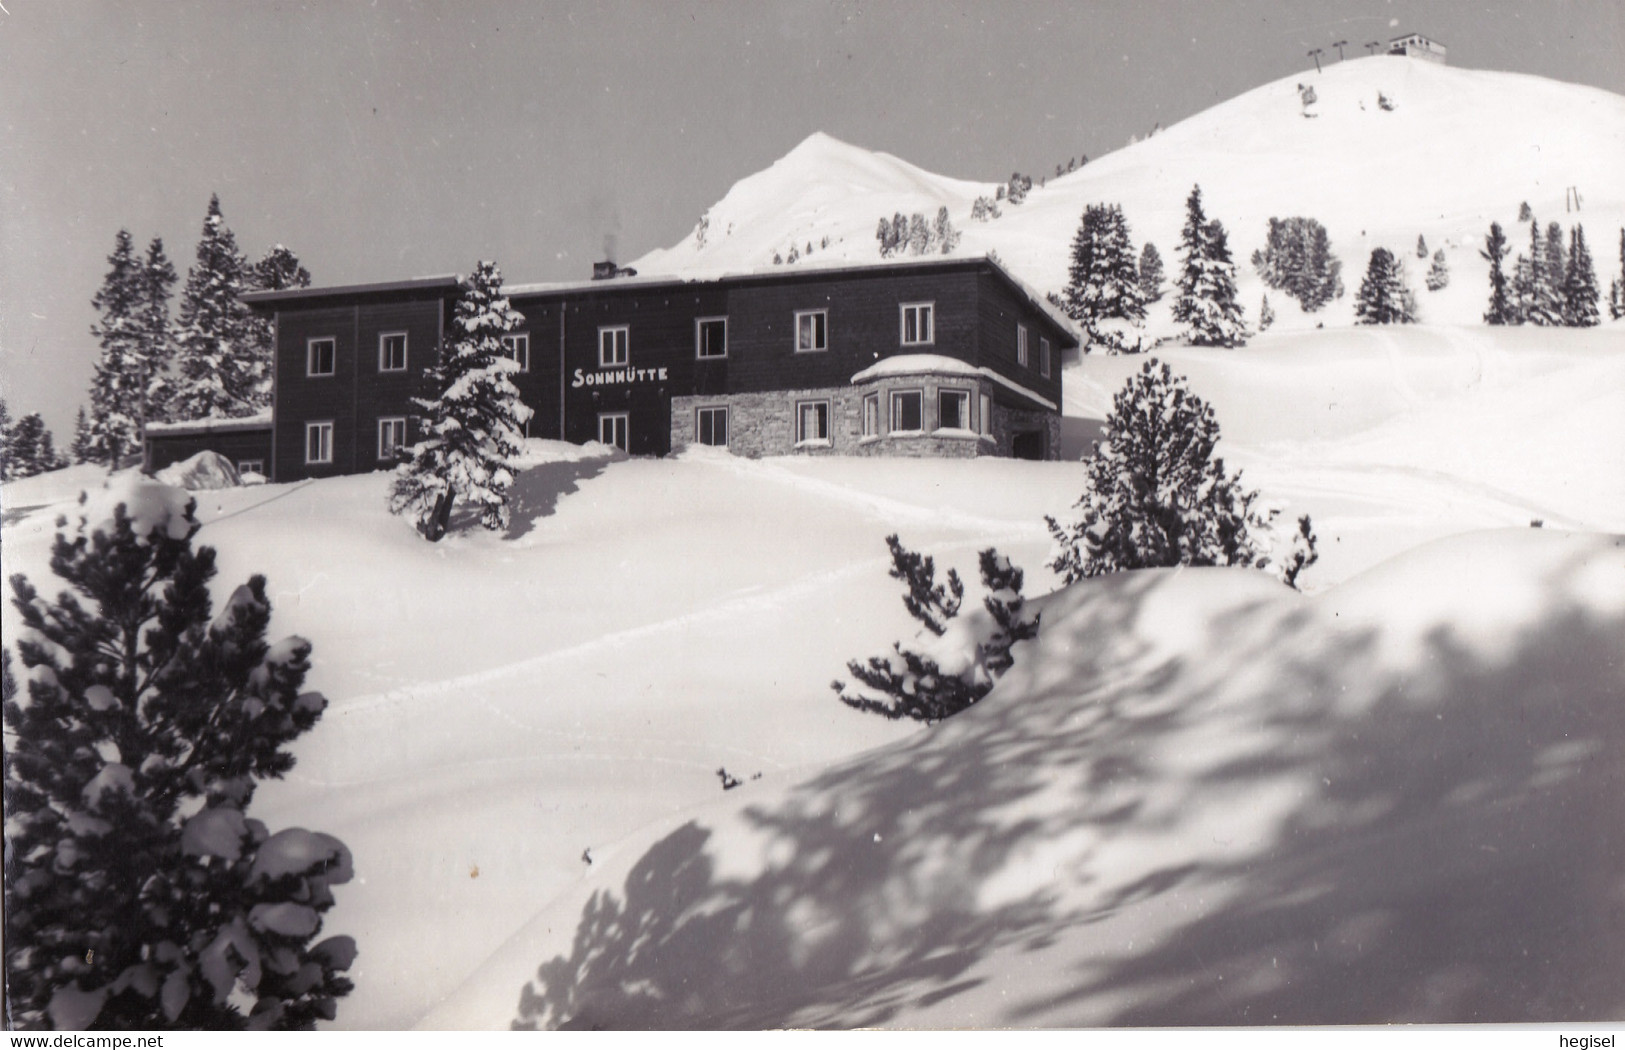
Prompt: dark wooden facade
<box><xmin>239</xmin><ymin>257</ymin><xmax>1074</xmax><ymax>481</ymax></box>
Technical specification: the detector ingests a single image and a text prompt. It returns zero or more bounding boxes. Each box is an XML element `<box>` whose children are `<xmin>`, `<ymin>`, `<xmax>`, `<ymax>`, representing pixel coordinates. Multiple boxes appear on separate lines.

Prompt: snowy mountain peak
<box><xmin>635</xmin><ymin>61</ymin><xmax>1625</xmax><ymax>331</ymax></box>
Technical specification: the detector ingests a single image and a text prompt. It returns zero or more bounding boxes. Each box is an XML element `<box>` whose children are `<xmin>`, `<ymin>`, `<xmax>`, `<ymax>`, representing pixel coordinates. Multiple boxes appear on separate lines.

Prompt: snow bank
<box><xmin>432</xmin><ymin>527</ymin><xmax>1625</xmax><ymax>1028</ymax></box>
<box><xmin>155</xmin><ymin>450</ymin><xmax>242</xmax><ymax>491</ymax></box>
<box><xmin>62</xmin><ymin>476</ymin><xmax>196</xmax><ymax>543</ymax></box>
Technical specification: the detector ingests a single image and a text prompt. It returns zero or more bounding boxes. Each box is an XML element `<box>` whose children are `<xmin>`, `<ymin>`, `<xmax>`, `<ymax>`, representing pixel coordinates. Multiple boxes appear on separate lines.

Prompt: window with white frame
<box><xmin>502</xmin><ymin>333</ymin><xmax>530</xmax><ymax>371</ymax></box>
<box><xmin>796</xmin><ymin>400</ymin><xmax>831</xmax><ymax>445</ymax></box>
<box><xmin>1040</xmin><ymin>337</ymin><xmax>1052</xmax><ymax>378</ymax></box>
<box><xmin>599</xmin><ymin>412</ymin><xmax>628</xmax><ymax>451</ymax></box>
<box><xmin>378</xmin><ymin>416</ymin><xmax>407</xmax><ymax>460</ymax></box>
<box><xmin>238</xmin><ymin>459</ymin><xmax>265</xmax><ymax>476</ymax></box>
<box><xmin>305</xmin><ymin>421</ymin><xmax>334</xmax><ymax>464</ymax></box>
<box><xmin>696</xmin><ymin>318</ymin><xmax>727</xmax><ymax>359</ymax></box>
<box><xmin>1016</xmin><ymin>325</ymin><xmax>1029</xmax><ymax>368</ymax></box>
<box><xmin>939</xmin><ymin>389</ymin><xmax>970</xmax><ymax>431</ymax></box>
<box><xmin>979</xmin><ymin>393</ymin><xmax>992</xmax><ymax>437</ymax></box>
<box><xmin>379</xmin><ymin>332</ymin><xmax>407</xmax><ymax>372</ymax></box>
<box><xmin>696</xmin><ymin>406</ymin><xmax>728</xmax><ymax>446</ymax></box>
<box><xmin>599</xmin><ymin>326</ymin><xmax>628</xmax><ymax>367</ymax></box>
<box><xmin>900</xmin><ymin>303</ymin><xmax>934</xmax><ymax>346</ymax></box>
<box><xmin>891</xmin><ymin>390</ymin><xmax>923</xmax><ymax>433</ymax></box>
<box><xmin>308</xmin><ymin>337</ymin><xmax>336</xmax><ymax>377</ymax></box>
<box><xmin>861</xmin><ymin>392</ymin><xmax>881</xmax><ymax>438</ymax></box>
<box><xmin>795</xmin><ymin>309</ymin><xmax>828</xmax><ymax>352</ymax></box>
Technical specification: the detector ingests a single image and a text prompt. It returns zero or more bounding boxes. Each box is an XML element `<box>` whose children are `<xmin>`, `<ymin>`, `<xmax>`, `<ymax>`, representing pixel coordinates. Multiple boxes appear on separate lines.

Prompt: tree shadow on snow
<box><xmin>440</xmin><ymin>455</ymin><xmax>614</xmax><ymax>541</ymax></box>
<box><xmin>510</xmin><ymin>547</ymin><xmax>1625</xmax><ymax>1028</ymax></box>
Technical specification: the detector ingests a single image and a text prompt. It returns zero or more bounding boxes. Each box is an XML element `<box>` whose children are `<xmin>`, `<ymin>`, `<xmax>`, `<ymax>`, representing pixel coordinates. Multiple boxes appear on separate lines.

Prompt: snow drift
<box><xmin>436</xmin><ymin>527</ymin><xmax>1625</xmax><ymax>1029</ymax></box>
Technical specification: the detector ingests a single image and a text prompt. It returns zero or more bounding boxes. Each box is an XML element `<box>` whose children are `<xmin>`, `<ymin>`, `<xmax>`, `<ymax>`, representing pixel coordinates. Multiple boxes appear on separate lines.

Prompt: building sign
<box><xmin>571</xmin><ymin>366</ymin><xmax>670</xmax><ymax>388</ymax></box>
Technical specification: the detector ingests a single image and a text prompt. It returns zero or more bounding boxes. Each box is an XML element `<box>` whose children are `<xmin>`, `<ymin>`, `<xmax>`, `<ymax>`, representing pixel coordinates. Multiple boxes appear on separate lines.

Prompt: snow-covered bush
<box><xmin>833</xmin><ymin>535</ymin><xmax>1038</xmax><ymax>723</ymax></box>
<box><xmin>389</xmin><ymin>261</ymin><xmax>533</xmax><ymax>541</ymax></box>
<box><xmin>1046</xmin><ymin>360</ymin><xmax>1315</xmax><ymax>586</ymax></box>
<box><xmin>4</xmin><ymin>480</ymin><xmax>354</xmax><ymax>1029</ymax></box>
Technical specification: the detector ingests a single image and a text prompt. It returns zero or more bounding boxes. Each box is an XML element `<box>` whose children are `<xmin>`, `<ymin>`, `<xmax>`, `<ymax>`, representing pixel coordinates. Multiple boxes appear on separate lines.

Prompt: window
<box><xmin>308</xmin><ymin>337</ymin><xmax>336</xmax><ymax>377</ymax></box>
<box><xmin>238</xmin><ymin>459</ymin><xmax>264</xmax><ymax>476</ymax></box>
<box><xmin>696</xmin><ymin>406</ymin><xmax>728</xmax><ymax>446</ymax></box>
<box><xmin>795</xmin><ymin>309</ymin><xmax>828</xmax><ymax>352</ymax></box>
<box><xmin>900</xmin><ymin>303</ymin><xmax>934</xmax><ymax>346</ymax></box>
<box><xmin>599</xmin><ymin>326</ymin><xmax>628</xmax><ymax>367</ymax></box>
<box><xmin>502</xmin><ymin>333</ymin><xmax>530</xmax><ymax>372</ymax></box>
<box><xmin>891</xmin><ymin>390</ymin><xmax>923</xmax><ymax>433</ymax></box>
<box><xmin>696</xmin><ymin>318</ymin><xmax>727</xmax><ymax>359</ymax></box>
<box><xmin>378</xmin><ymin>416</ymin><xmax>407</xmax><ymax>460</ymax></box>
<box><xmin>379</xmin><ymin>332</ymin><xmax>407</xmax><ymax>372</ymax></box>
<box><xmin>599</xmin><ymin>412</ymin><xmax>628</xmax><ymax>451</ymax></box>
<box><xmin>861</xmin><ymin>392</ymin><xmax>881</xmax><ymax>438</ymax></box>
<box><xmin>979</xmin><ymin>394</ymin><xmax>992</xmax><ymax>437</ymax></box>
<box><xmin>305</xmin><ymin>421</ymin><xmax>333</xmax><ymax>464</ymax></box>
<box><xmin>1016</xmin><ymin>325</ymin><xmax>1029</xmax><ymax>368</ymax></box>
<box><xmin>1040</xmin><ymin>337</ymin><xmax>1052</xmax><ymax>378</ymax></box>
<box><xmin>939</xmin><ymin>389</ymin><xmax>970</xmax><ymax>431</ymax></box>
<box><xmin>796</xmin><ymin>400</ymin><xmax>831</xmax><ymax>445</ymax></box>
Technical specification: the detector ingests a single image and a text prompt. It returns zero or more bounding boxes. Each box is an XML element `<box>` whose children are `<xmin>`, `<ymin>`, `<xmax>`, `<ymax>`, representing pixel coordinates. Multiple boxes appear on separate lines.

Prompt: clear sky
<box><xmin>3</xmin><ymin>0</ymin><xmax>1622</xmax><ymax>436</ymax></box>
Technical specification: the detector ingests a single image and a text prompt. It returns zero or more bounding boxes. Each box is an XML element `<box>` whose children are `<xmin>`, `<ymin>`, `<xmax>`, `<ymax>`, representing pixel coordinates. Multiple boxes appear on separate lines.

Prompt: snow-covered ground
<box><xmin>4</xmin><ymin>323</ymin><xmax>1621</xmax><ymax>1029</ymax></box>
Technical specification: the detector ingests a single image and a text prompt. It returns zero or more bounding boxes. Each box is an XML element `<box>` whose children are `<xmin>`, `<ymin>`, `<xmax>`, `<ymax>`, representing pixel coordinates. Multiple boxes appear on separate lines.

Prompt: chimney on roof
<box><xmin>592</xmin><ymin>260</ymin><xmax>619</xmax><ymax>280</ymax></box>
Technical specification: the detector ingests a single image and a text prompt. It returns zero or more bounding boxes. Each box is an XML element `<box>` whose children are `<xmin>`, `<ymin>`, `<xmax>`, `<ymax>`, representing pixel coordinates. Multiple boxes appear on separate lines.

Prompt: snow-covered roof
<box><xmin>850</xmin><ymin>353</ymin><xmax>1058</xmax><ymax>412</ymax></box>
<box><xmin>144</xmin><ymin>411</ymin><xmax>274</xmax><ymax>437</ymax></box>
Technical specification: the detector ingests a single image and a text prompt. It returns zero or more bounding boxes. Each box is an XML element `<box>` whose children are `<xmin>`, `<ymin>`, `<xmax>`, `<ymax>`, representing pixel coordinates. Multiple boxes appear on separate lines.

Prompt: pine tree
<box><xmin>1045</xmin><ymin>360</ymin><xmax>1289</xmax><ymax>583</ymax></box>
<box><xmin>1259</xmin><ymin>294</ymin><xmax>1275</xmax><ymax>331</ymax></box>
<box><xmin>1611</xmin><ymin>228</ymin><xmax>1625</xmax><ymax>321</ymax></box>
<box><xmin>1138</xmin><ymin>242</ymin><xmax>1164</xmax><ymax>302</ymax></box>
<box><xmin>1355</xmin><ymin>247</ymin><xmax>1418</xmax><ymax>324</ymax></box>
<box><xmin>1425</xmin><ymin>248</ymin><xmax>1450</xmax><ymax>291</ymax></box>
<box><xmin>1518</xmin><ymin>201</ymin><xmax>1534</xmax><ymax>223</ymax></box>
<box><xmin>1521</xmin><ymin>219</ymin><xmax>1564</xmax><ymax>326</ymax></box>
<box><xmin>1172</xmin><ymin>186</ymin><xmax>1248</xmax><ymax>348</ymax></box>
<box><xmin>832</xmin><ymin>535</ymin><xmax>1036</xmax><ymax>723</ymax></box>
<box><xmin>932</xmin><ymin>206</ymin><xmax>960</xmax><ymax>254</ymax></box>
<box><xmin>1061</xmin><ymin>203</ymin><xmax>1147</xmax><ymax>353</ymax></box>
<box><xmin>7</xmin><ymin>413</ymin><xmax>62</xmax><ymax>478</ymax></box>
<box><xmin>0</xmin><ymin>396</ymin><xmax>13</xmax><ymax>480</ymax></box>
<box><xmin>1562</xmin><ymin>224</ymin><xmax>1600</xmax><ymax>327</ymax></box>
<box><xmin>969</xmin><ymin>196</ymin><xmax>1000</xmax><ymax>222</ymax></box>
<box><xmin>1482</xmin><ymin>222</ymin><xmax>1516</xmax><ymax>325</ymax></box>
<box><xmin>1252</xmin><ymin>217</ymin><xmax>1341</xmax><ymax>312</ymax></box>
<box><xmin>70</xmin><ymin>408</ymin><xmax>95</xmax><ymax>465</ymax></box>
<box><xmin>86</xmin><ymin>230</ymin><xmax>147</xmax><ymax>468</ymax></box>
<box><xmin>138</xmin><ymin>238</ymin><xmax>180</xmax><ymax>424</ymax></box>
<box><xmin>389</xmin><ymin>261</ymin><xmax>533</xmax><ymax>541</ymax></box>
<box><xmin>1416</xmin><ymin>234</ymin><xmax>1429</xmax><ymax>259</ymax></box>
<box><xmin>172</xmin><ymin>196</ymin><xmax>263</xmax><ymax>420</ymax></box>
<box><xmin>4</xmin><ymin>481</ymin><xmax>355</xmax><ymax>1029</ymax></box>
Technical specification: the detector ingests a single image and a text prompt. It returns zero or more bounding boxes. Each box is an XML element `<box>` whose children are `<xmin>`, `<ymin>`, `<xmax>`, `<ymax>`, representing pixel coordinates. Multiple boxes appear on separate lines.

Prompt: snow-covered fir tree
<box><xmin>1172</xmin><ymin>186</ymin><xmax>1248</xmax><ymax>347</ymax></box>
<box><xmin>1045</xmin><ymin>359</ymin><xmax>1311</xmax><ymax>584</ymax></box>
<box><xmin>390</xmin><ymin>261</ymin><xmax>533</xmax><ymax>541</ymax></box>
<box><xmin>1355</xmin><ymin>247</ymin><xmax>1418</xmax><ymax>324</ymax></box>
<box><xmin>1138</xmin><ymin>242</ymin><xmax>1165</xmax><ymax>302</ymax></box>
<box><xmin>70</xmin><ymin>407</ymin><xmax>94</xmax><ymax>465</ymax></box>
<box><xmin>1562</xmin><ymin>224</ymin><xmax>1600</xmax><ymax>327</ymax></box>
<box><xmin>1060</xmin><ymin>202</ymin><xmax>1147</xmax><ymax>353</ymax></box>
<box><xmin>1251</xmin><ymin>217</ymin><xmax>1341</xmax><ymax>312</ymax></box>
<box><xmin>6</xmin><ymin>413</ymin><xmax>64</xmax><ymax>478</ymax></box>
<box><xmin>1612</xmin><ymin>228</ymin><xmax>1625</xmax><ymax>321</ymax></box>
<box><xmin>932</xmin><ymin>206</ymin><xmax>960</xmax><ymax>254</ymax></box>
<box><xmin>171</xmin><ymin>196</ymin><xmax>263</xmax><ymax>420</ymax></box>
<box><xmin>833</xmin><ymin>535</ymin><xmax>1036</xmax><ymax>723</ymax></box>
<box><xmin>1425</xmin><ymin>248</ymin><xmax>1450</xmax><ymax>291</ymax></box>
<box><xmin>0</xmin><ymin>397</ymin><xmax>11</xmax><ymax>480</ymax></box>
<box><xmin>4</xmin><ymin>481</ymin><xmax>355</xmax><ymax>1029</ymax></box>
<box><xmin>969</xmin><ymin>195</ymin><xmax>1001</xmax><ymax>222</ymax></box>
<box><xmin>137</xmin><ymin>238</ymin><xmax>179</xmax><ymax>424</ymax></box>
<box><xmin>1416</xmin><ymin>234</ymin><xmax>1429</xmax><ymax>259</ymax></box>
<box><xmin>86</xmin><ymin>230</ymin><xmax>148</xmax><ymax>468</ymax></box>
<box><xmin>1259</xmin><ymin>294</ymin><xmax>1275</xmax><ymax>331</ymax></box>
<box><xmin>1482</xmin><ymin>221</ymin><xmax>1516</xmax><ymax>325</ymax></box>
<box><xmin>1517</xmin><ymin>219</ymin><xmax>1564</xmax><ymax>326</ymax></box>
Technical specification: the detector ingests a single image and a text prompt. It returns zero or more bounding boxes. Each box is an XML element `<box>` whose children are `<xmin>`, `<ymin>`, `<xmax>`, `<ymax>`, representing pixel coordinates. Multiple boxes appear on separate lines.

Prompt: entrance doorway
<box><xmin>599</xmin><ymin>412</ymin><xmax>628</xmax><ymax>452</ymax></box>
